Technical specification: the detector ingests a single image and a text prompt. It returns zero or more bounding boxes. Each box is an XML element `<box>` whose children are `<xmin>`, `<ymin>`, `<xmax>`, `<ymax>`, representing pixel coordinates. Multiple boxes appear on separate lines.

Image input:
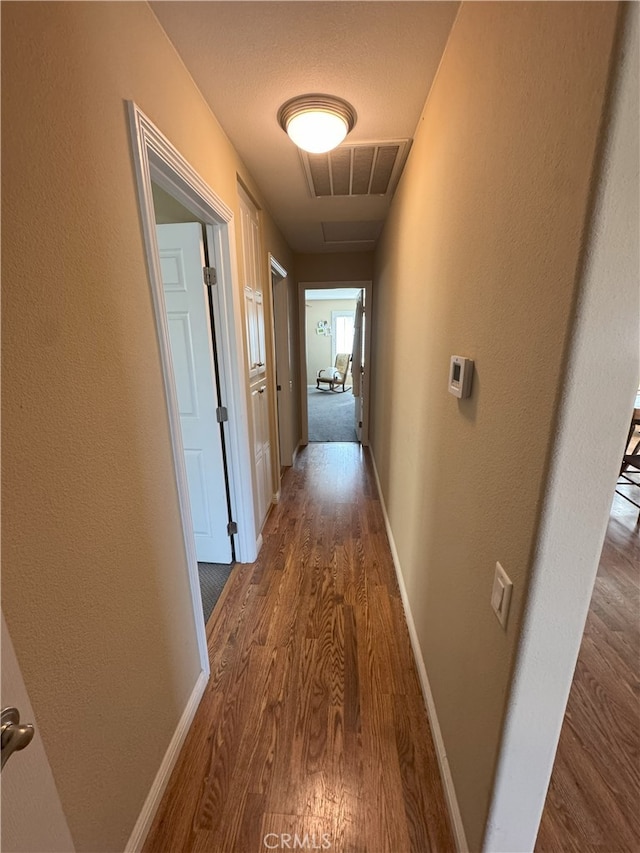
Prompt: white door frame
<box><xmin>299</xmin><ymin>280</ymin><xmax>372</xmax><ymax>446</ymax></box>
<box><xmin>269</xmin><ymin>255</ymin><xmax>292</xmax><ymax>472</ymax></box>
<box><xmin>128</xmin><ymin>102</ymin><xmax>257</xmax><ymax>674</ymax></box>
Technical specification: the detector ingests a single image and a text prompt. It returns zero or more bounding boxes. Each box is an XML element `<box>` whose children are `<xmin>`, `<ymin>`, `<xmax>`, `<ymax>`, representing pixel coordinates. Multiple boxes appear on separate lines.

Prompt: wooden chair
<box><xmin>316</xmin><ymin>353</ymin><xmax>351</xmax><ymax>392</ymax></box>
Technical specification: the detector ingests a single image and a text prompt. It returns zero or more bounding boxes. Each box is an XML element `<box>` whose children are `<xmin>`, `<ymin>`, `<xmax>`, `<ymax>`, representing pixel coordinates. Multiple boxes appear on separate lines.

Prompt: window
<box><xmin>332</xmin><ymin>310</ymin><xmax>355</xmax><ymax>364</ymax></box>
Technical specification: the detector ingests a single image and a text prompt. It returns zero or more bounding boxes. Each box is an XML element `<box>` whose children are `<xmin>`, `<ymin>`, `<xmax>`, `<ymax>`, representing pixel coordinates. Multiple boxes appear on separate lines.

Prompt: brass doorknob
<box><xmin>1</xmin><ymin>707</ymin><xmax>34</xmax><ymax>771</ymax></box>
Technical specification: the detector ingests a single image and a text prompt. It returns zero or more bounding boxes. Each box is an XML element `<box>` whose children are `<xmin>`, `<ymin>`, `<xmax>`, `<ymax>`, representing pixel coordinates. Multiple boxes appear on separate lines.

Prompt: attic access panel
<box><xmin>301</xmin><ymin>140</ymin><xmax>411</xmax><ymax>198</ymax></box>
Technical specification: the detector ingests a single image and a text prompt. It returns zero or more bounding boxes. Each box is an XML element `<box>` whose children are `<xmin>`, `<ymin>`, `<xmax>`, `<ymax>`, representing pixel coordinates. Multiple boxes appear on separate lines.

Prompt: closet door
<box><xmin>157</xmin><ymin>222</ymin><xmax>232</xmax><ymax>563</ymax></box>
<box><xmin>251</xmin><ymin>387</ymin><xmax>266</xmax><ymax>525</ymax></box>
<box><xmin>244</xmin><ymin>284</ymin><xmax>259</xmax><ymax>378</ymax></box>
<box><xmin>239</xmin><ymin>188</ymin><xmax>265</xmax><ymax>379</ymax></box>
<box><xmin>255</xmin><ymin>289</ymin><xmax>266</xmax><ymax>374</ymax></box>
<box><xmin>239</xmin><ymin>185</ymin><xmax>272</xmax><ymax>531</ymax></box>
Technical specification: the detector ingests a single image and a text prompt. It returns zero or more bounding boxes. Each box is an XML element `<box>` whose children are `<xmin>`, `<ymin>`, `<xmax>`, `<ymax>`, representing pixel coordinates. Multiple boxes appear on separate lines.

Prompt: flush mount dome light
<box><xmin>278</xmin><ymin>94</ymin><xmax>357</xmax><ymax>154</ymax></box>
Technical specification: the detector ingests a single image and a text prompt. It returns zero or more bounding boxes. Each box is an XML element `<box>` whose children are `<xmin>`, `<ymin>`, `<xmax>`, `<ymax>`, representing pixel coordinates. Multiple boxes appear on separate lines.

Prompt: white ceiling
<box><xmin>151</xmin><ymin>1</ymin><xmax>459</xmax><ymax>254</ymax></box>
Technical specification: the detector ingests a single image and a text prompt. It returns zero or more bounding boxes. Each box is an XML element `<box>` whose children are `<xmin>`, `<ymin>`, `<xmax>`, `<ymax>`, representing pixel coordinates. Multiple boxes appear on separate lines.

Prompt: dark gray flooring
<box><xmin>198</xmin><ymin>562</ymin><xmax>234</xmax><ymax>624</ymax></box>
<box><xmin>307</xmin><ymin>385</ymin><xmax>358</xmax><ymax>442</ymax></box>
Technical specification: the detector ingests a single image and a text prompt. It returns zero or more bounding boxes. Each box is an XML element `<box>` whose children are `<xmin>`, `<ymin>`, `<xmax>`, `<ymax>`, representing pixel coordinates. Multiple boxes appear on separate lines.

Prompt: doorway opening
<box><xmin>307</xmin><ymin>287</ymin><xmax>358</xmax><ymax>442</ymax></box>
<box><xmin>537</xmin><ymin>393</ymin><xmax>640</xmax><ymax>848</ymax></box>
<box><xmin>129</xmin><ymin>102</ymin><xmax>258</xmax><ymax>676</ymax></box>
<box><xmin>151</xmin><ymin>183</ymin><xmax>235</xmax><ymax>624</ymax></box>
<box><xmin>299</xmin><ymin>281</ymin><xmax>372</xmax><ymax>446</ymax></box>
<box><xmin>270</xmin><ymin>256</ymin><xmax>294</xmax><ymax>477</ymax></box>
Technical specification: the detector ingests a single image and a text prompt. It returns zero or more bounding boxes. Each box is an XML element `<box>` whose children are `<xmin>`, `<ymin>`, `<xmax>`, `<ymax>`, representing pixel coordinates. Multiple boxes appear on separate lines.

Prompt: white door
<box><xmin>251</xmin><ymin>383</ymin><xmax>272</xmax><ymax>529</ymax></box>
<box><xmin>156</xmin><ymin>223</ymin><xmax>232</xmax><ymax>564</ymax></box>
<box><xmin>251</xmin><ymin>386</ymin><xmax>266</xmax><ymax>525</ymax></box>
<box><xmin>1</xmin><ymin>612</ymin><xmax>75</xmax><ymax>853</ymax></box>
<box><xmin>352</xmin><ymin>292</ymin><xmax>365</xmax><ymax>442</ymax></box>
<box><xmin>255</xmin><ymin>290</ymin><xmax>266</xmax><ymax>372</ymax></box>
<box><xmin>239</xmin><ymin>189</ymin><xmax>266</xmax><ymax>380</ymax></box>
<box><xmin>259</xmin><ymin>384</ymin><xmax>272</xmax><ymax>512</ymax></box>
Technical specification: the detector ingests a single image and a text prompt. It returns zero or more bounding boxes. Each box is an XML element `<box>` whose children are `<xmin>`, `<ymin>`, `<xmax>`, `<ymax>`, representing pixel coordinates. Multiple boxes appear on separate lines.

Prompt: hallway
<box><xmin>144</xmin><ymin>443</ymin><xmax>455</xmax><ymax>852</ymax></box>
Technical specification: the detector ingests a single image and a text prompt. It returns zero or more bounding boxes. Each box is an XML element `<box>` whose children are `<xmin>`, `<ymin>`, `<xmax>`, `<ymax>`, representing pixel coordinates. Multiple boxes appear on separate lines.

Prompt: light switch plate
<box><xmin>448</xmin><ymin>355</ymin><xmax>474</xmax><ymax>398</ymax></box>
<box><xmin>491</xmin><ymin>562</ymin><xmax>513</xmax><ymax>629</ymax></box>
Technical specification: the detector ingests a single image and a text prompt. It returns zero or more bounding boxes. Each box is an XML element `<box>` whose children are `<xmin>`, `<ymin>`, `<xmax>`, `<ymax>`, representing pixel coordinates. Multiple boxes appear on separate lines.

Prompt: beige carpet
<box><xmin>198</xmin><ymin>562</ymin><xmax>234</xmax><ymax>624</ymax></box>
<box><xmin>307</xmin><ymin>386</ymin><xmax>357</xmax><ymax>442</ymax></box>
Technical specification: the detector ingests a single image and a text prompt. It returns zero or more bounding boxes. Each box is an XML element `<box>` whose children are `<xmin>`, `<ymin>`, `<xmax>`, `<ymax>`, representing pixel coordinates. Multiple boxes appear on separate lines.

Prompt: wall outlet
<box><xmin>491</xmin><ymin>562</ymin><xmax>513</xmax><ymax>629</ymax></box>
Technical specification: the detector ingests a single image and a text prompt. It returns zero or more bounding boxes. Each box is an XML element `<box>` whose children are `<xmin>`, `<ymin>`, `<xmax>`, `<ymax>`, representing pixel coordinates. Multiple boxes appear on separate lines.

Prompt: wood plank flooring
<box><xmin>536</xmin><ymin>490</ymin><xmax>640</xmax><ymax>852</ymax></box>
<box><xmin>144</xmin><ymin>443</ymin><xmax>455</xmax><ymax>853</ymax></box>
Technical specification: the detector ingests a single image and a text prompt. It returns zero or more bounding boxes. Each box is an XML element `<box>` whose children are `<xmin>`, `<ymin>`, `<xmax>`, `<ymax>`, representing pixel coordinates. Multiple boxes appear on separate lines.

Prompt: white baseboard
<box><xmin>125</xmin><ymin>669</ymin><xmax>209</xmax><ymax>852</ymax></box>
<box><xmin>369</xmin><ymin>451</ymin><xmax>469</xmax><ymax>853</ymax></box>
<box><xmin>272</xmin><ymin>489</ymin><xmax>281</xmax><ymax>504</ymax></box>
<box><xmin>292</xmin><ymin>441</ymin><xmax>301</xmax><ymax>464</ymax></box>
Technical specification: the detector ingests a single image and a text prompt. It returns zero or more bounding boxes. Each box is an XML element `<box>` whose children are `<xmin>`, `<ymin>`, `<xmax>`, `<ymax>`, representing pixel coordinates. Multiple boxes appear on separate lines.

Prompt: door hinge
<box><xmin>203</xmin><ymin>266</ymin><xmax>217</xmax><ymax>287</ymax></box>
<box><xmin>359</xmin><ymin>421</ymin><xmax>363</xmax><ymax>428</ymax></box>
<box><xmin>216</xmin><ymin>406</ymin><xmax>228</xmax><ymax>423</ymax></box>
<box><xmin>227</xmin><ymin>521</ymin><xmax>238</xmax><ymax>536</ymax></box>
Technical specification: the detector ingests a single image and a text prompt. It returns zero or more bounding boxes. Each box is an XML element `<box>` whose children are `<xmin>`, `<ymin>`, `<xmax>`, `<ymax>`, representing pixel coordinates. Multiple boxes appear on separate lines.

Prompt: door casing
<box><xmin>128</xmin><ymin>102</ymin><xmax>258</xmax><ymax>675</ymax></box>
<box><xmin>298</xmin><ymin>280</ymin><xmax>373</xmax><ymax>446</ymax></box>
<box><xmin>270</xmin><ymin>255</ymin><xmax>293</xmax><ymax>469</ymax></box>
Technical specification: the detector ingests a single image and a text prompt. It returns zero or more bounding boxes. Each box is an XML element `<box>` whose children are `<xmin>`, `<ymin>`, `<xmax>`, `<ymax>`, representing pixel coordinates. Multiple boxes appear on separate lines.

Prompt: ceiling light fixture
<box><xmin>278</xmin><ymin>94</ymin><xmax>357</xmax><ymax>154</ymax></box>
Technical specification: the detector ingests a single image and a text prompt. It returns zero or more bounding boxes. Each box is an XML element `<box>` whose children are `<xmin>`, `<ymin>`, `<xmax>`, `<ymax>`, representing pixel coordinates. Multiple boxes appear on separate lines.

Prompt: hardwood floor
<box><xmin>536</xmin><ymin>488</ymin><xmax>640</xmax><ymax>852</ymax></box>
<box><xmin>144</xmin><ymin>443</ymin><xmax>455</xmax><ymax>853</ymax></box>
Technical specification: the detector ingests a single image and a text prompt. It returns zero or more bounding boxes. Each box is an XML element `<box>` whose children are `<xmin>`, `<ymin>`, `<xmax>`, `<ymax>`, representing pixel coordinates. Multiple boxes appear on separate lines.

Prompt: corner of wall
<box><xmin>483</xmin><ymin>5</ymin><xmax>639</xmax><ymax>849</ymax></box>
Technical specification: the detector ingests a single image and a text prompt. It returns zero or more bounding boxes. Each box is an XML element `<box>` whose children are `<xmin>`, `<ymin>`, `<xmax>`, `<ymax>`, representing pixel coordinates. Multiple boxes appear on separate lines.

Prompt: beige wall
<box><xmin>152</xmin><ymin>182</ymin><xmax>199</xmax><ymax>224</ymax></box>
<box><xmin>369</xmin><ymin>2</ymin><xmax>620</xmax><ymax>849</ymax></box>
<box><xmin>1</xmin><ymin>3</ymin><xmax>292</xmax><ymax>851</ymax></box>
<box><xmin>305</xmin><ymin>299</ymin><xmax>356</xmax><ymax>382</ymax></box>
<box><xmin>294</xmin><ymin>251</ymin><xmax>374</xmax><ymax>283</ymax></box>
<box><xmin>485</xmin><ymin>7</ymin><xmax>639</xmax><ymax>845</ymax></box>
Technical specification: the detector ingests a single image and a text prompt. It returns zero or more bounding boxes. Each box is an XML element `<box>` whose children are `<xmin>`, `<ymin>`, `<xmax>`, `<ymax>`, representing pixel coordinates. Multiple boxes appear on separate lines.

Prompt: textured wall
<box><xmin>1</xmin><ymin>3</ymin><xmax>292</xmax><ymax>850</ymax></box>
<box><xmin>294</xmin><ymin>251</ymin><xmax>374</xmax><ymax>283</ymax></box>
<box><xmin>152</xmin><ymin>183</ymin><xmax>199</xmax><ymax>224</ymax></box>
<box><xmin>369</xmin><ymin>2</ymin><xmax>619</xmax><ymax>849</ymax></box>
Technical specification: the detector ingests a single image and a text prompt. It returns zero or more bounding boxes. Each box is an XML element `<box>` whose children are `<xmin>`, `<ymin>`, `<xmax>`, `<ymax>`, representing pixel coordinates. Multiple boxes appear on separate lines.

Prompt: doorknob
<box><xmin>1</xmin><ymin>707</ymin><xmax>34</xmax><ymax>770</ymax></box>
